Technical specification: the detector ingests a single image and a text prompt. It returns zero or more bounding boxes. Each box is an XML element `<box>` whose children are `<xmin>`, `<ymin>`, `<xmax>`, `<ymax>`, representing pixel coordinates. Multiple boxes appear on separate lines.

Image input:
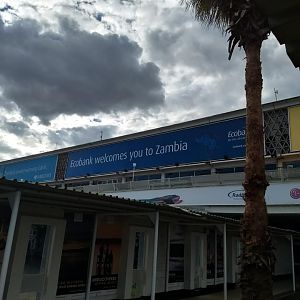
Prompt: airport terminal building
<box><xmin>0</xmin><ymin>96</ymin><xmax>300</xmax><ymax>217</ymax></box>
<box><xmin>1</xmin><ymin>96</ymin><xmax>300</xmax><ymax>299</ymax></box>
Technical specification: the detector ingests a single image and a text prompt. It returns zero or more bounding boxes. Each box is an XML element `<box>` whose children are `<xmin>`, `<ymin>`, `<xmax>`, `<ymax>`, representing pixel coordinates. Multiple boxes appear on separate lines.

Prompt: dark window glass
<box><xmin>165</xmin><ymin>172</ymin><xmax>179</xmax><ymax>178</ymax></box>
<box><xmin>133</xmin><ymin>232</ymin><xmax>145</xmax><ymax>270</ymax></box>
<box><xmin>57</xmin><ymin>213</ymin><xmax>94</xmax><ymax>295</ymax></box>
<box><xmin>24</xmin><ymin>224</ymin><xmax>50</xmax><ymax>274</ymax></box>
<box><xmin>265</xmin><ymin>164</ymin><xmax>276</xmax><ymax>171</ymax></box>
<box><xmin>134</xmin><ymin>175</ymin><xmax>149</xmax><ymax>181</ymax></box>
<box><xmin>195</xmin><ymin>169</ymin><xmax>211</xmax><ymax>176</ymax></box>
<box><xmin>179</xmin><ymin>171</ymin><xmax>194</xmax><ymax>177</ymax></box>
<box><xmin>215</xmin><ymin>168</ymin><xmax>235</xmax><ymax>174</ymax></box>
<box><xmin>283</xmin><ymin>162</ymin><xmax>300</xmax><ymax>169</ymax></box>
<box><xmin>234</xmin><ymin>166</ymin><xmax>244</xmax><ymax>173</ymax></box>
<box><xmin>0</xmin><ymin>202</ymin><xmax>12</xmax><ymax>266</ymax></box>
<box><xmin>148</xmin><ymin>174</ymin><xmax>161</xmax><ymax>180</ymax></box>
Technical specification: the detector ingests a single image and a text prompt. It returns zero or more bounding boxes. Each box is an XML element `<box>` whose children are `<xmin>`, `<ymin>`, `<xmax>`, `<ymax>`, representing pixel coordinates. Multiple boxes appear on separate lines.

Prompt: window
<box><xmin>234</xmin><ymin>166</ymin><xmax>244</xmax><ymax>173</ymax></box>
<box><xmin>216</xmin><ymin>168</ymin><xmax>235</xmax><ymax>174</ymax></box>
<box><xmin>57</xmin><ymin>213</ymin><xmax>94</xmax><ymax>295</ymax></box>
<box><xmin>165</xmin><ymin>172</ymin><xmax>179</xmax><ymax>178</ymax></box>
<box><xmin>91</xmin><ymin>219</ymin><xmax>122</xmax><ymax>291</ymax></box>
<box><xmin>265</xmin><ymin>164</ymin><xmax>276</xmax><ymax>171</ymax></box>
<box><xmin>148</xmin><ymin>174</ymin><xmax>161</xmax><ymax>180</ymax></box>
<box><xmin>179</xmin><ymin>171</ymin><xmax>195</xmax><ymax>177</ymax></box>
<box><xmin>195</xmin><ymin>169</ymin><xmax>211</xmax><ymax>176</ymax></box>
<box><xmin>0</xmin><ymin>202</ymin><xmax>12</xmax><ymax>269</ymax></box>
<box><xmin>134</xmin><ymin>175</ymin><xmax>149</xmax><ymax>181</ymax></box>
<box><xmin>133</xmin><ymin>232</ymin><xmax>145</xmax><ymax>270</ymax></box>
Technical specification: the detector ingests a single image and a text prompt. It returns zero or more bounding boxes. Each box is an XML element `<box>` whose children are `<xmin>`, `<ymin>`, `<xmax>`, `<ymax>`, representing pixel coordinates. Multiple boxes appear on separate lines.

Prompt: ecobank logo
<box><xmin>227</xmin><ymin>129</ymin><xmax>246</xmax><ymax>138</ymax></box>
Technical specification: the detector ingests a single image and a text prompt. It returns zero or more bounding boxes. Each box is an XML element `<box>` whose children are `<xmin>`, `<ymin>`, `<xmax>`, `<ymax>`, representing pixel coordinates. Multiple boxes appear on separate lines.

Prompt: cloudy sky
<box><xmin>0</xmin><ymin>0</ymin><xmax>299</xmax><ymax>161</ymax></box>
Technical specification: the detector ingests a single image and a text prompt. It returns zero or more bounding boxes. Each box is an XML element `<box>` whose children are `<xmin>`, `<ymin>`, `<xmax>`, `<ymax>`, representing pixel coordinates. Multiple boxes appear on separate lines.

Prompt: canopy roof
<box><xmin>256</xmin><ymin>0</ymin><xmax>300</xmax><ymax>68</ymax></box>
<box><xmin>0</xmin><ymin>178</ymin><xmax>299</xmax><ymax>236</ymax></box>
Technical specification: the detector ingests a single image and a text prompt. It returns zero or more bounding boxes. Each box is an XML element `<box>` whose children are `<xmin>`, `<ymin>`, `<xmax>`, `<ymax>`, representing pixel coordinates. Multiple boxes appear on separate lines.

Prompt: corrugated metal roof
<box><xmin>1</xmin><ymin>178</ymin><xmax>299</xmax><ymax>235</ymax></box>
<box><xmin>0</xmin><ymin>178</ymin><xmax>236</xmax><ymax>225</ymax></box>
<box><xmin>255</xmin><ymin>0</ymin><xmax>300</xmax><ymax>68</ymax></box>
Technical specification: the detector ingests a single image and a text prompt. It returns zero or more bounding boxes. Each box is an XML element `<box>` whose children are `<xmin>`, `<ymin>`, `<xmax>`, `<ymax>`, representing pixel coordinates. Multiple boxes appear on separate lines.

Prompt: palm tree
<box><xmin>182</xmin><ymin>1</ymin><xmax>275</xmax><ymax>299</ymax></box>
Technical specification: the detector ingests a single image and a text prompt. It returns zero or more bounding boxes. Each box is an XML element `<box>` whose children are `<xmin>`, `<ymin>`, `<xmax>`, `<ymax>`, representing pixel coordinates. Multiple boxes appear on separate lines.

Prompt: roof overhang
<box><xmin>1</xmin><ymin>178</ymin><xmax>300</xmax><ymax>236</ymax></box>
<box><xmin>255</xmin><ymin>0</ymin><xmax>300</xmax><ymax>68</ymax></box>
<box><xmin>0</xmin><ymin>178</ymin><xmax>238</xmax><ymax>228</ymax></box>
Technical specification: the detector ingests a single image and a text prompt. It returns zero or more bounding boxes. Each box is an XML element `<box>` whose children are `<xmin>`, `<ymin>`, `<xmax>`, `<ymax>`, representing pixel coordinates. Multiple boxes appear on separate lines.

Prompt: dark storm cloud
<box><xmin>144</xmin><ymin>6</ymin><xmax>246</xmax><ymax>83</ymax></box>
<box><xmin>146</xmin><ymin>26</ymin><xmax>244</xmax><ymax>75</ymax></box>
<box><xmin>0</xmin><ymin>17</ymin><xmax>164</xmax><ymax>124</ymax></box>
<box><xmin>47</xmin><ymin>125</ymin><xmax>117</xmax><ymax>148</ymax></box>
<box><xmin>0</xmin><ymin>96</ymin><xmax>18</xmax><ymax>111</ymax></box>
<box><xmin>4</xmin><ymin>121</ymin><xmax>30</xmax><ymax>136</ymax></box>
<box><xmin>146</xmin><ymin>6</ymin><xmax>299</xmax><ymax>108</ymax></box>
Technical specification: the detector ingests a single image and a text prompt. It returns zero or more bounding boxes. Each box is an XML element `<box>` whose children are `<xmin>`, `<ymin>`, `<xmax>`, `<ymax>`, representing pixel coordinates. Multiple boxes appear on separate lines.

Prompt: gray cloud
<box><xmin>0</xmin><ymin>17</ymin><xmax>165</xmax><ymax>124</ymax></box>
<box><xmin>47</xmin><ymin>125</ymin><xmax>118</xmax><ymax>148</ymax></box>
<box><xmin>145</xmin><ymin>6</ymin><xmax>299</xmax><ymax>113</ymax></box>
<box><xmin>0</xmin><ymin>142</ymin><xmax>21</xmax><ymax>160</ymax></box>
<box><xmin>4</xmin><ymin>121</ymin><xmax>30</xmax><ymax>136</ymax></box>
<box><xmin>145</xmin><ymin>8</ymin><xmax>245</xmax><ymax>74</ymax></box>
<box><xmin>261</xmin><ymin>36</ymin><xmax>300</xmax><ymax>100</ymax></box>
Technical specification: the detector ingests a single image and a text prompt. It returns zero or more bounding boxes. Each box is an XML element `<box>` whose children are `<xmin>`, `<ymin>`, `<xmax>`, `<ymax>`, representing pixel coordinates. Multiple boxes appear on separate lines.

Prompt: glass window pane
<box><xmin>133</xmin><ymin>232</ymin><xmax>145</xmax><ymax>270</ymax></box>
<box><xmin>24</xmin><ymin>224</ymin><xmax>50</xmax><ymax>275</ymax></box>
<box><xmin>56</xmin><ymin>213</ymin><xmax>94</xmax><ymax>296</ymax></box>
<box><xmin>0</xmin><ymin>202</ymin><xmax>11</xmax><ymax>272</ymax></box>
<box><xmin>168</xmin><ymin>226</ymin><xmax>184</xmax><ymax>283</ymax></box>
<box><xmin>90</xmin><ymin>219</ymin><xmax>122</xmax><ymax>291</ymax></box>
<box><xmin>195</xmin><ymin>169</ymin><xmax>211</xmax><ymax>176</ymax></box>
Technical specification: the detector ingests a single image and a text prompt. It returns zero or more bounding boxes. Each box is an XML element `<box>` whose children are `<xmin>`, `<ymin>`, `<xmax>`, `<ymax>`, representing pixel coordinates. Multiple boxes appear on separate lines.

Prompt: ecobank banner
<box><xmin>0</xmin><ymin>155</ymin><xmax>58</xmax><ymax>183</ymax></box>
<box><xmin>65</xmin><ymin>117</ymin><xmax>246</xmax><ymax>178</ymax></box>
<box><xmin>109</xmin><ymin>182</ymin><xmax>300</xmax><ymax>206</ymax></box>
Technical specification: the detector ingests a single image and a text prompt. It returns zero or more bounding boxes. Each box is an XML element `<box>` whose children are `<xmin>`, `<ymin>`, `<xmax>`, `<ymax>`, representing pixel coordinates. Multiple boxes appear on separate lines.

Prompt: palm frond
<box><xmin>182</xmin><ymin>0</ymin><xmax>270</xmax><ymax>59</ymax></box>
<box><xmin>182</xmin><ymin>0</ymin><xmax>232</xmax><ymax>31</ymax></box>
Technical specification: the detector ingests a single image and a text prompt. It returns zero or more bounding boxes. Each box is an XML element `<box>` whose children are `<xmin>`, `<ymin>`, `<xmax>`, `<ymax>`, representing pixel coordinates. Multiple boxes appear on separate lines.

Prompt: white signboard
<box><xmin>109</xmin><ymin>182</ymin><xmax>300</xmax><ymax>206</ymax></box>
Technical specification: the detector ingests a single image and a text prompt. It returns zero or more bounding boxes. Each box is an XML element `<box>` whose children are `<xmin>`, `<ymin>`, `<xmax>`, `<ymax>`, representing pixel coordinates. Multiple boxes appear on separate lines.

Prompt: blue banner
<box><xmin>0</xmin><ymin>155</ymin><xmax>58</xmax><ymax>182</ymax></box>
<box><xmin>65</xmin><ymin>118</ymin><xmax>246</xmax><ymax>179</ymax></box>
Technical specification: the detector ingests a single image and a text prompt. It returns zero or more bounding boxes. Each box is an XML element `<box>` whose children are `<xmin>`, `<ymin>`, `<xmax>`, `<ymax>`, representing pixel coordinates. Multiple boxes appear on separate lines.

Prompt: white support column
<box><xmin>291</xmin><ymin>235</ymin><xmax>296</xmax><ymax>293</ymax></box>
<box><xmin>0</xmin><ymin>191</ymin><xmax>21</xmax><ymax>300</ymax></box>
<box><xmin>85</xmin><ymin>214</ymin><xmax>98</xmax><ymax>300</ymax></box>
<box><xmin>151</xmin><ymin>211</ymin><xmax>159</xmax><ymax>300</ymax></box>
<box><xmin>165</xmin><ymin>223</ymin><xmax>170</xmax><ymax>292</ymax></box>
<box><xmin>223</xmin><ymin>223</ymin><xmax>227</xmax><ymax>300</ymax></box>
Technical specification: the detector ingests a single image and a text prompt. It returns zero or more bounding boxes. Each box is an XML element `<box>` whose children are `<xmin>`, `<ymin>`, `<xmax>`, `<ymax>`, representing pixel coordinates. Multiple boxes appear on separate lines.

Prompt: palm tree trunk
<box><xmin>240</xmin><ymin>40</ymin><xmax>274</xmax><ymax>300</ymax></box>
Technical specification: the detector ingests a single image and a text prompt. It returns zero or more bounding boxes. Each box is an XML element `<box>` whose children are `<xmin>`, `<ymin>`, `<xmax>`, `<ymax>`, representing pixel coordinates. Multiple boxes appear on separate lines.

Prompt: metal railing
<box><xmin>71</xmin><ymin>167</ymin><xmax>300</xmax><ymax>194</ymax></box>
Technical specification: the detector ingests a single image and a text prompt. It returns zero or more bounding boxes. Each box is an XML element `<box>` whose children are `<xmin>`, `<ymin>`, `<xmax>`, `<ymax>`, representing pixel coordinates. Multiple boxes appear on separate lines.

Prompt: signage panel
<box><xmin>65</xmin><ymin>117</ymin><xmax>246</xmax><ymax>178</ymax></box>
<box><xmin>0</xmin><ymin>155</ymin><xmax>58</xmax><ymax>183</ymax></box>
<box><xmin>110</xmin><ymin>182</ymin><xmax>300</xmax><ymax>206</ymax></box>
<box><xmin>289</xmin><ymin>106</ymin><xmax>300</xmax><ymax>151</ymax></box>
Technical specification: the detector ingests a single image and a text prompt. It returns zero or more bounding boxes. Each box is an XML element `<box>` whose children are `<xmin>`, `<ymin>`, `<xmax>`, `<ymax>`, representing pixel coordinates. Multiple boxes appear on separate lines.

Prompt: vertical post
<box><xmin>223</xmin><ymin>223</ymin><xmax>227</xmax><ymax>300</ymax></box>
<box><xmin>0</xmin><ymin>191</ymin><xmax>21</xmax><ymax>300</ymax></box>
<box><xmin>85</xmin><ymin>214</ymin><xmax>98</xmax><ymax>300</ymax></box>
<box><xmin>165</xmin><ymin>222</ymin><xmax>170</xmax><ymax>292</ymax></box>
<box><xmin>291</xmin><ymin>235</ymin><xmax>296</xmax><ymax>293</ymax></box>
<box><xmin>151</xmin><ymin>211</ymin><xmax>159</xmax><ymax>300</ymax></box>
<box><xmin>132</xmin><ymin>163</ymin><xmax>136</xmax><ymax>182</ymax></box>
